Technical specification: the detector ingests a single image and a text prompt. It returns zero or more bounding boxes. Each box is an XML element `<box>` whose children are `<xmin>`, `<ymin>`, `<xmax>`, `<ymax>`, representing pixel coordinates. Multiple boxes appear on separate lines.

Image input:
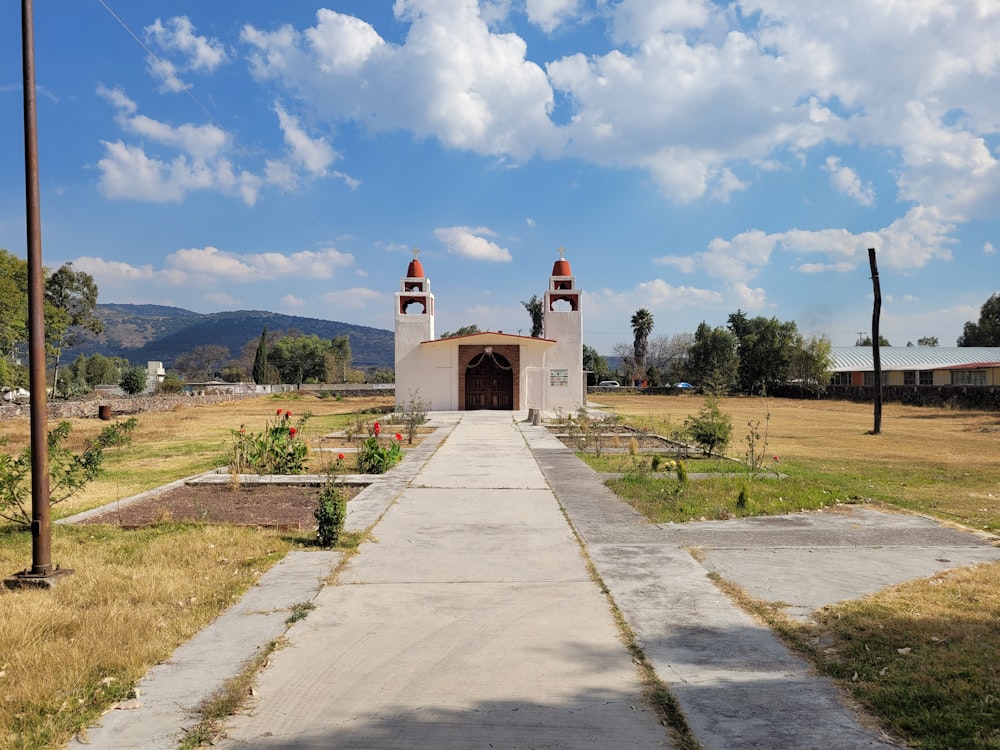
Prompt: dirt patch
<box><xmin>78</xmin><ymin>483</ymin><xmax>362</xmax><ymax>529</ymax></box>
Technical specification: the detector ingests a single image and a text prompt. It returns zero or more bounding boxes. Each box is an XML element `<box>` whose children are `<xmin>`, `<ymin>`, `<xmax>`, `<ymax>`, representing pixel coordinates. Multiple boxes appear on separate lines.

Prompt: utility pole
<box><xmin>868</xmin><ymin>248</ymin><xmax>882</xmax><ymax>436</ymax></box>
<box><xmin>5</xmin><ymin>0</ymin><xmax>73</xmax><ymax>590</ymax></box>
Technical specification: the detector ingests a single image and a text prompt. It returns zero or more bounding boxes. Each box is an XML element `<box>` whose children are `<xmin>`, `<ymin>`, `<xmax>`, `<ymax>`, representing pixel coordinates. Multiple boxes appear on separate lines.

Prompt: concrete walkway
<box><xmin>72</xmin><ymin>410</ymin><xmax>1000</xmax><ymax>749</ymax></box>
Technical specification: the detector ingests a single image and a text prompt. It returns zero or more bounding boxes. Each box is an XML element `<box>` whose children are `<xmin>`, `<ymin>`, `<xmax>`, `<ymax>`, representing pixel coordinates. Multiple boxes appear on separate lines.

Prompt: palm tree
<box><xmin>630</xmin><ymin>308</ymin><xmax>654</xmax><ymax>382</ymax></box>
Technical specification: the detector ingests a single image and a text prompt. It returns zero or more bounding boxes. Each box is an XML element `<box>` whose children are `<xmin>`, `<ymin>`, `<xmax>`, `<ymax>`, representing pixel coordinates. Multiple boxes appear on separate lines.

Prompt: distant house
<box><xmin>828</xmin><ymin>347</ymin><xmax>1000</xmax><ymax>387</ymax></box>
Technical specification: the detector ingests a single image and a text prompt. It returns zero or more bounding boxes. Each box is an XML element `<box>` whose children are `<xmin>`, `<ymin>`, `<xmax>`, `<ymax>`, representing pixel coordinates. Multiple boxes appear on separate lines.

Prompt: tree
<box><xmin>0</xmin><ymin>250</ymin><xmax>28</xmax><ymax>367</ymax></box>
<box><xmin>330</xmin><ymin>335</ymin><xmax>352</xmax><ymax>382</ymax></box>
<box><xmin>440</xmin><ymin>324</ymin><xmax>481</xmax><ymax>338</ymax></box>
<box><xmin>957</xmin><ymin>293</ymin><xmax>1000</xmax><ymax>346</ymax></box>
<box><xmin>582</xmin><ymin>345</ymin><xmax>609</xmax><ymax>385</ymax></box>
<box><xmin>916</xmin><ymin>336</ymin><xmax>939</xmax><ymax>347</ymax></box>
<box><xmin>269</xmin><ymin>333</ymin><xmax>334</xmax><ymax>384</ymax></box>
<box><xmin>252</xmin><ymin>324</ymin><xmax>269</xmax><ymax>384</ymax></box>
<box><xmin>174</xmin><ymin>344</ymin><xmax>231</xmax><ymax>381</ymax></box>
<box><xmin>645</xmin><ymin>333</ymin><xmax>693</xmax><ymax>386</ymax></box>
<box><xmin>630</xmin><ymin>308</ymin><xmax>654</xmax><ymax>381</ymax></box>
<box><xmin>685</xmin><ymin>396</ymin><xmax>732</xmax><ymax>457</ymax></box>
<box><xmin>728</xmin><ymin>313</ymin><xmax>802</xmax><ymax>394</ymax></box>
<box><xmin>788</xmin><ymin>336</ymin><xmax>833</xmax><ymax>395</ymax></box>
<box><xmin>686</xmin><ymin>323</ymin><xmax>739</xmax><ymax>394</ymax></box>
<box><xmin>856</xmin><ymin>335</ymin><xmax>891</xmax><ymax>346</ymax></box>
<box><xmin>522</xmin><ymin>295</ymin><xmax>544</xmax><ymax>337</ymax></box>
<box><xmin>119</xmin><ymin>365</ymin><xmax>148</xmax><ymax>395</ymax></box>
<box><xmin>44</xmin><ymin>262</ymin><xmax>102</xmax><ymax>398</ymax></box>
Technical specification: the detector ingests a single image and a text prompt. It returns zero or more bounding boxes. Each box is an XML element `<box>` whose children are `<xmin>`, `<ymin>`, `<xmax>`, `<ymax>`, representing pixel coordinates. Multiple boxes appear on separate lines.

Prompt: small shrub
<box><xmin>737</xmin><ymin>485</ymin><xmax>749</xmax><ymax>510</ymax></box>
<box><xmin>676</xmin><ymin>460</ymin><xmax>688</xmax><ymax>485</ymax></box>
<box><xmin>0</xmin><ymin>417</ymin><xmax>138</xmax><ymax>526</ymax></box>
<box><xmin>355</xmin><ymin>421</ymin><xmax>402</xmax><ymax>474</ymax></box>
<box><xmin>402</xmin><ymin>389</ymin><xmax>429</xmax><ymax>444</ymax></box>
<box><xmin>228</xmin><ymin>410</ymin><xmax>310</xmax><ymax>475</ymax></box>
<box><xmin>685</xmin><ymin>396</ymin><xmax>732</xmax><ymax>457</ymax></box>
<box><xmin>315</xmin><ymin>483</ymin><xmax>347</xmax><ymax>547</ymax></box>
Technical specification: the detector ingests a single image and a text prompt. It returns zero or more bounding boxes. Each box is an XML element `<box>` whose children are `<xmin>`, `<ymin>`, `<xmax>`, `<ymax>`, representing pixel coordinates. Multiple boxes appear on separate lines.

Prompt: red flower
<box><xmin>285</xmin><ymin>410</ymin><xmax>292</xmax><ymax>419</ymax></box>
<box><xmin>289</xmin><ymin>427</ymin><xmax>298</xmax><ymax>437</ymax></box>
<box><xmin>276</xmin><ymin>408</ymin><xmax>283</xmax><ymax>415</ymax></box>
<box><xmin>394</xmin><ymin>433</ymin><xmax>403</xmax><ymax>442</ymax></box>
<box><xmin>373</xmin><ymin>421</ymin><xmax>381</xmax><ymax>436</ymax></box>
<box><xmin>772</xmin><ymin>455</ymin><xmax>779</xmax><ymax>461</ymax></box>
<box><xmin>337</xmin><ymin>452</ymin><xmax>345</xmax><ymax>461</ymax></box>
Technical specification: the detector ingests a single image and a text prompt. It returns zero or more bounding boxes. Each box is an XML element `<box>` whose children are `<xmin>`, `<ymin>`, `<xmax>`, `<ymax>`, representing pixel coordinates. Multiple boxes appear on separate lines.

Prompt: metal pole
<box><xmin>5</xmin><ymin>0</ymin><xmax>71</xmax><ymax>590</ymax></box>
<box><xmin>22</xmin><ymin>0</ymin><xmax>52</xmax><ymax>575</ymax></box>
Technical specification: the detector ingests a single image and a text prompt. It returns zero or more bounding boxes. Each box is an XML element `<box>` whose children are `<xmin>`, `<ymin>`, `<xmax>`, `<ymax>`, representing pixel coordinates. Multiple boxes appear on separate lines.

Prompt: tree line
<box><xmin>586</xmin><ymin>293</ymin><xmax>1000</xmax><ymax>394</ymax></box>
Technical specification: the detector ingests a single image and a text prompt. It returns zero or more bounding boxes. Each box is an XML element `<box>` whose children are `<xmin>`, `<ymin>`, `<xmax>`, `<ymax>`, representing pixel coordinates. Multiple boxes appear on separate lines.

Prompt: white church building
<box><xmin>394</xmin><ymin>251</ymin><xmax>585</xmax><ymax>413</ymax></box>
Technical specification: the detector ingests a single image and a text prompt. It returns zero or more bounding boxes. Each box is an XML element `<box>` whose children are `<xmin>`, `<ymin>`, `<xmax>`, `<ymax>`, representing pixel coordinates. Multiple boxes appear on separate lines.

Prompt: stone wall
<box><xmin>0</xmin><ymin>392</ymin><xmax>260</xmax><ymax>422</ymax></box>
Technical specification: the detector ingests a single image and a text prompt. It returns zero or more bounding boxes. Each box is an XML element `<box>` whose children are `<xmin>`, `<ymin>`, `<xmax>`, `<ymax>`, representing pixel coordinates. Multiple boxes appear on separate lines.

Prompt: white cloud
<box><xmin>242</xmin><ymin>4</ymin><xmax>559</xmax><ymax>160</ymax></box>
<box><xmin>146</xmin><ymin>16</ymin><xmax>229</xmax><ymax>70</ymax></box>
<box><xmin>824</xmin><ymin>156</ymin><xmax>875</xmax><ymax>206</ymax></box>
<box><xmin>435</xmin><ymin>226</ymin><xmax>513</xmax><ymax>261</ymax></box>
<box><xmin>653</xmin><ymin>255</ymin><xmax>697</xmax><ymax>273</ymax></box>
<box><xmin>95</xmin><ymin>86</ymin><xmax>347</xmax><ymax>204</ymax></box>
<box><xmin>145</xmin><ymin>17</ymin><xmax>229</xmax><ymax>93</ymax></box>
<box><xmin>795</xmin><ymin>261</ymin><xmax>856</xmax><ymax>274</ymax></box>
<box><xmin>525</xmin><ymin>0</ymin><xmax>580</xmax><ymax>33</ymax></box>
<box><xmin>204</xmin><ymin>292</ymin><xmax>240</xmax><ymax>307</ymax></box>
<box><xmin>274</xmin><ymin>103</ymin><xmax>338</xmax><ymax>177</ymax></box>
<box><xmin>281</xmin><ymin>294</ymin><xmax>305</xmax><ymax>308</ymax></box>
<box><xmin>166</xmin><ymin>246</ymin><xmax>354</xmax><ymax>282</ymax></box>
<box><xmin>985</xmin><ymin>242</ymin><xmax>997</xmax><ymax>256</ymax></box>
<box><xmin>230</xmin><ymin>0</ymin><xmax>1000</xmax><ymax>225</ymax></box>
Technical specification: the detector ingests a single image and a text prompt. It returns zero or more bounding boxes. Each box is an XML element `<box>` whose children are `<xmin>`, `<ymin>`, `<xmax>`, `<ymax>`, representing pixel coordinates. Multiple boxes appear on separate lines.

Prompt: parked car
<box><xmin>596</xmin><ymin>380</ymin><xmax>620</xmax><ymax>389</ymax></box>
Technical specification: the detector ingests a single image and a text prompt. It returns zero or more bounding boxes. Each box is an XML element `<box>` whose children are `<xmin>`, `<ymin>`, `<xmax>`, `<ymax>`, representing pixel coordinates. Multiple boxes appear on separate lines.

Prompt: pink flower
<box><xmin>373</xmin><ymin>421</ymin><xmax>381</xmax><ymax>436</ymax></box>
<box><xmin>337</xmin><ymin>453</ymin><xmax>345</xmax><ymax>461</ymax></box>
<box><xmin>394</xmin><ymin>433</ymin><xmax>403</xmax><ymax>442</ymax></box>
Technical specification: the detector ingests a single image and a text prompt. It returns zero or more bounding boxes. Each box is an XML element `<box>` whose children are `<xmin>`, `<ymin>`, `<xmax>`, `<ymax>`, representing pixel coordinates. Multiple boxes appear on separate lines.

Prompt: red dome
<box><xmin>406</xmin><ymin>258</ymin><xmax>425</xmax><ymax>278</ymax></box>
<box><xmin>552</xmin><ymin>258</ymin><xmax>571</xmax><ymax>277</ymax></box>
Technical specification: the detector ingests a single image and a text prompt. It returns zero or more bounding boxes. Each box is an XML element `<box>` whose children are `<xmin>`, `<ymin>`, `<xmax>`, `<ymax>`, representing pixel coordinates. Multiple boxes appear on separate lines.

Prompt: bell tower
<box><xmin>542</xmin><ymin>247</ymin><xmax>584</xmax><ymax>409</ymax></box>
<box><xmin>395</xmin><ymin>248</ymin><xmax>434</xmax><ymax>402</ymax></box>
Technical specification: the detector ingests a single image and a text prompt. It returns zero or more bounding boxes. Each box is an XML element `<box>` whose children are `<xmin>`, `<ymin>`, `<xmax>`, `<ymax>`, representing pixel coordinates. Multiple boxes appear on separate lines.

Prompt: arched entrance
<box><xmin>464</xmin><ymin>350</ymin><xmax>513</xmax><ymax>410</ymax></box>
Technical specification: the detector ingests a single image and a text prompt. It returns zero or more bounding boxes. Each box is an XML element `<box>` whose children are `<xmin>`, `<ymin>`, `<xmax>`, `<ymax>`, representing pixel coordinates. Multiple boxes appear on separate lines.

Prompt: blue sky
<box><xmin>1</xmin><ymin>1</ymin><xmax>998</xmax><ymax>355</ymax></box>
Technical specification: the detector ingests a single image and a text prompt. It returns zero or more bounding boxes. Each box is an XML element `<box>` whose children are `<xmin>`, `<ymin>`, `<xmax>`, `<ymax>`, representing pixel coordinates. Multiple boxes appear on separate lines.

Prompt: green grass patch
<box><xmin>605</xmin><ymin>470</ymin><xmax>842</xmax><ymax>522</ymax></box>
<box><xmin>577</xmin><ymin>451</ymin><xmax>750</xmax><ymax>476</ymax></box>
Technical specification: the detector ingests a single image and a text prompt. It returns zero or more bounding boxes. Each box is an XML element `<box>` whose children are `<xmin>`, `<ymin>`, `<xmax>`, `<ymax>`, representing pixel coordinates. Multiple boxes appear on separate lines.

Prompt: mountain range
<box><xmin>77</xmin><ymin>304</ymin><xmax>395</xmax><ymax>370</ymax></box>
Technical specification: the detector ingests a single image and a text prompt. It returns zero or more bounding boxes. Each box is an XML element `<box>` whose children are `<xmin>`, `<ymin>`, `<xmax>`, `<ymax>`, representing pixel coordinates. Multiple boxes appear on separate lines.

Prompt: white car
<box><xmin>596</xmin><ymin>380</ymin><xmax>620</xmax><ymax>389</ymax></box>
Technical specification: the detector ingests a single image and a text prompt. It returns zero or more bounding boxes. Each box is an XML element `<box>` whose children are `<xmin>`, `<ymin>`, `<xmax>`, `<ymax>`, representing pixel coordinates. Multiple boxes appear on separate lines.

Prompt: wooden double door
<box><xmin>464</xmin><ymin>352</ymin><xmax>513</xmax><ymax>410</ymax></box>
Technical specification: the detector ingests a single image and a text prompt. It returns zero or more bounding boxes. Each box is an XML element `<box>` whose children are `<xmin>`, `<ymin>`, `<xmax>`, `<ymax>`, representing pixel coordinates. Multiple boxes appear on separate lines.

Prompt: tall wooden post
<box><xmin>868</xmin><ymin>248</ymin><xmax>882</xmax><ymax>435</ymax></box>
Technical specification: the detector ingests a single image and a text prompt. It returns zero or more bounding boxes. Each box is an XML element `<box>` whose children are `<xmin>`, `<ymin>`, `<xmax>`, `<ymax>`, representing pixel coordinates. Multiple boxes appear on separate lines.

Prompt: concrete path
<box><xmin>216</xmin><ymin>412</ymin><xmax>670</xmax><ymax>748</ymax></box>
<box><xmin>71</xmin><ymin>410</ymin><xmax>1000</xmax><ymax>749</ymax></box>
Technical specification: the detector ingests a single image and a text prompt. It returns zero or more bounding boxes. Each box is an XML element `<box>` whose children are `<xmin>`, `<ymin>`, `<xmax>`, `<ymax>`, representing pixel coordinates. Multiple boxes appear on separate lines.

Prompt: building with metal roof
<box><xmin>828</xmin><ymin>347</ymin><xmax>1000</xmax><ymax>387</ymax></box>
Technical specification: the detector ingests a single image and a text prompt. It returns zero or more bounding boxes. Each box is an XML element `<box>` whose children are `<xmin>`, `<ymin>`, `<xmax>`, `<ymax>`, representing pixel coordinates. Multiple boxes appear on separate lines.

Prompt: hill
<box><xmin>77</xmin><ymin>304</ymin><xmax>395</xmax><ymax>370</ymax></box>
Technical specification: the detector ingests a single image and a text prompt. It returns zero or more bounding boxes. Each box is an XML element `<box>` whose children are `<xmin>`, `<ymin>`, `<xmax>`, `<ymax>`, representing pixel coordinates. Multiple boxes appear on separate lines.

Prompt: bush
<box><xmin>355</xmin><ymin>421</ymin><xmax>402</xmax><ymax>474</ymax></box>
<box><xmin>315</xmin><ymin>482</ymin><xmax>346</xmax><ymax>547</ymax></box>
<box><xmin>157</xmin><ymin>374</ymin><xmax>184</xmax><ymax>394</ymax></box>
<box><xmin>228</xmin><ymin>409</ymin><xmax>311</xmax><ymax>475</ymax></box>
<box><xmin>685</xmin><ymin>396</ymin><xmax>732</xmax><ymax>457</ymax></box>
<box><xmin>0</xmin><ymin>418</ymin><xmax>138</xmax><ymax>526</ymax></box>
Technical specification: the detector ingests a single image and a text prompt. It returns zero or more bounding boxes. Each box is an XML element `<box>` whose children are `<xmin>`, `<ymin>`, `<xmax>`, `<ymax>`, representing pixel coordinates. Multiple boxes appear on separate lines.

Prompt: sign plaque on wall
<box><xmin>549</xmin><ymin>368</ymin><xmax>568</xmax><ymax>387</ymax></box>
